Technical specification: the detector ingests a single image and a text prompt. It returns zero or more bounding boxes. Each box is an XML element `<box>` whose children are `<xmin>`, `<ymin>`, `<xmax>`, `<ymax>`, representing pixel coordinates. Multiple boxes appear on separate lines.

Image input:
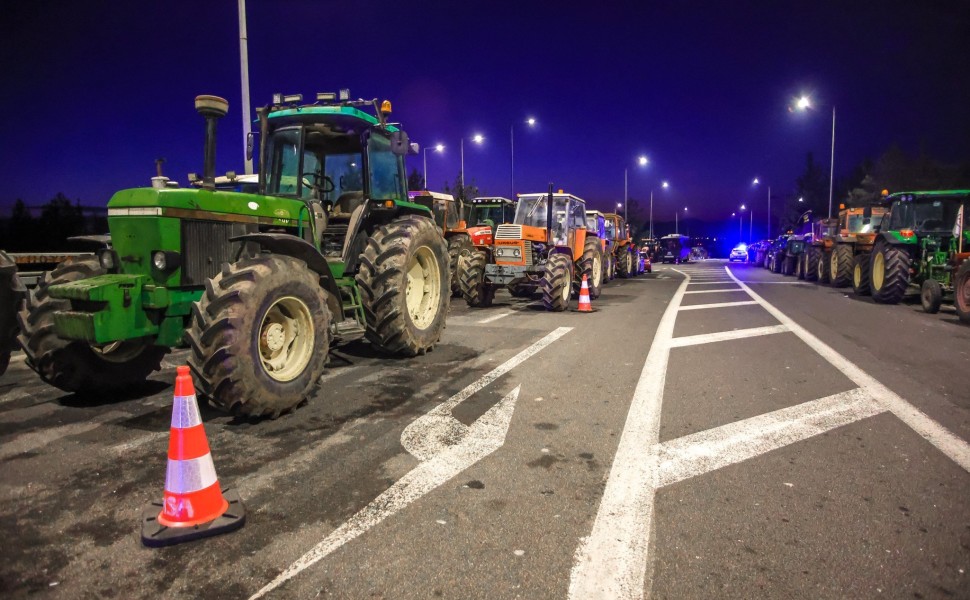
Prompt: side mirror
<box><xmin>390</xmin><ymin>130</ymin><xmax>410</xmax><ymax>156</ymax></box>
<box><xmin>246</xmin><ymin>131</ymin><xmax>256</xmax><ymax>162</ymax></box>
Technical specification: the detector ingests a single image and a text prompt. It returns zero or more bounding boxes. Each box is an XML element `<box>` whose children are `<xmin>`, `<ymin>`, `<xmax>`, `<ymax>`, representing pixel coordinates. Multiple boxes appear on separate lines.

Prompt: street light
<box><xmin>460</xmin><ymin>134</ymin><xmax>484</xmax><ymax>193</ymax></box>
<box><xmin>649</xmin><ymin>180</ymin><xmax>670</xmax><ymax>240</ymax></box>
<box><xmin>676</xmin><ymin>205</ymin><xmax>687</xmax><ymax>235</ymax></box>
<box><xmin>423</xmin><ymin>143</ymin><xmax>444</xmax><ymax>189</ymax></box>
<box><xmin>624</xmin><ymin>155</ymin><xmax>649</xmax><ymax>221</ymax></box>
<box><xmin>793</xmin><ymin>94</ymin><xmax>837</xmax><ymax>218</ymax></box>
<box><xmin>738</xmin><ymin>205</ymin><xmax>746</xmax><ymax>244</ymax></box>
<box><xmin>753</xmin><ymin>177</ymin><xmax>771</xmax><ymax>238</ymax></box>
<box><xmin>511</xmin><ymin>117</ymin><xmax>537</xmax><ymax>198</ymax></box>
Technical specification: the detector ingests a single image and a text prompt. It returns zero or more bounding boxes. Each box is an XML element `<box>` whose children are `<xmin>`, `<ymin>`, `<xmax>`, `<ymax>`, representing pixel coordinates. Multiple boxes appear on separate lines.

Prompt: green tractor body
<box><xmin>20</xmin><ymin>92</ymin><xmax>450</xmax><ymax>415</ymax></box>
<box><xmin>868</xmin><ymin>190</ymin><xmax>970</xmax><ymax>311</ymax></box>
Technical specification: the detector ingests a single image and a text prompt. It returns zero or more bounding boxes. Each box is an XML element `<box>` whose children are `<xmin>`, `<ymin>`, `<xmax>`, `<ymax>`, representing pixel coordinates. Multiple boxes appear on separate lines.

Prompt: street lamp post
<box><xmin>460</xmin><ymin>134</ymin><xmax>484</xmax><ymax>195</ymax></box>
<box><xmin>794</xmin><ymin>96</ymin><xmax>837</xmax><ymax>218</ymax></box>
<box><xmin>753</xmin><ymin>177</ymin><xmax>771</xmax><ymax>238</ymax></box>
<box><xmin>624</xmin><ymin>155</ymin><xmax>648</xmax><ymax>222</ymax></box>
<box><xmin>649</xmin><ymin>180</ymin><xmax>669</xmax><ymax>240</ymax></box>
<box><xmin>238</xmin><ymin>0</ymin><xmax>253</xmax><ymax>174</ymax></box>
<box><xmin>677</xmin><ymin>206</ymin><xmax>686</xmax><ymax>235</ymax></box>
<box><xmin>423</xmin><ymin>144</ymin><xmax>444</xmax><ymax>189</ymax></box>
<box><xmin>511</xmin><ymin>117</ymin><xmax>536</xmax><ymax>199</ymax></box>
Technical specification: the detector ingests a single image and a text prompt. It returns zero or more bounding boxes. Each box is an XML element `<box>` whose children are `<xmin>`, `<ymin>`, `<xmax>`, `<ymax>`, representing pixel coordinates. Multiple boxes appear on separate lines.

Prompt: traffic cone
<box><xmin>576</xmin><ymin>274</ymin><xmax>594</xmax><ymax>312</ymax></box>
<box><xmin>141</xmin><ymin>366</ymin><xmax>245</xmax><ymax>547</ymax></box>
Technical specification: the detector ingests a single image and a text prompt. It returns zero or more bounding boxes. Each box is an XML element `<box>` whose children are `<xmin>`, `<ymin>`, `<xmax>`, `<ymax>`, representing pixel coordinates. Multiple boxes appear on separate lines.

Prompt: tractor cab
<box><xmin>512</xmin><ymin>192</ymin><xmax>587</xmax><ymax>249</ymax></box>
<box><xmin>585</xmin><ymin>210</ymin><xmax>607</xmax><ymax>239</ymax></box>
<box><xmin>466</xmin><ymin>196</ymin><xmax>515</xmax><ymax>247</ymax></box>
<box><xmin>408</xmin><ymin>190</ymin><xmax>464</xmax><ymax>232</ymax></box>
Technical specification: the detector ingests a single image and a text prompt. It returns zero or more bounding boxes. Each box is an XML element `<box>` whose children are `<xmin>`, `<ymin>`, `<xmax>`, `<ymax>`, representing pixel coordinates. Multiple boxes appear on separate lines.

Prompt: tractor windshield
<box><xmin>604</xmin><ymin>219</ymin><xmax>616</xmax><ymax>240</ymax></box>
<box><xmin>469</xmin><ymin>204</ymin><xmax>507</xmax><ymax>227</ymax></box>
<box><xmin>265</xmin><ymin>126</ymin><xmax>365</xmax><ymax>205</ymax></box>
<box><xmin>887</xmin><ymin>198</ymin><xmax>962</xmax><ymax>233</ymax></box>
<box><xmin>847</xmin><ymin>213</ymin><xmax>883</xmax><ymax>233</ymax></box>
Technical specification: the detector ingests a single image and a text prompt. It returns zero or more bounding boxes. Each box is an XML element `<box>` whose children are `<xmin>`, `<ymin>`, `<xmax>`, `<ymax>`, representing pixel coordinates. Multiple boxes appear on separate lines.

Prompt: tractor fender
<box><xmin>229</xmin><ymin>232</ymin><xmax>344</xmax><ymax>320</ymax></box>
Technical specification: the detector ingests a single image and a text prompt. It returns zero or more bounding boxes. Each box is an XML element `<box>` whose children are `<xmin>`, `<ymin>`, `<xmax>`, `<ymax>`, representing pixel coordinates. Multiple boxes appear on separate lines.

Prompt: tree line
<box><xmin>1</xmin><ymin>194</ymin><xmax>107</xmax><ymax>252</ymax></box>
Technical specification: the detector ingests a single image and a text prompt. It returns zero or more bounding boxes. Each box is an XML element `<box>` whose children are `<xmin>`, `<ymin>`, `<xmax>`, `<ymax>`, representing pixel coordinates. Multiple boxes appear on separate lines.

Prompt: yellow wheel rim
<box><xmin>406</xmin><ymin>246</ymin><xmax>441</xmax><ymax>330</ymax></box>
<box><xmin>259</xmin><ymin>296</ymin><xmax>314</xmax><ymax>382</ymax></box>
<box><xmin>872</xmin><ymin>252</ymin><xmax>885</xmax><ymax>290</ymax></box>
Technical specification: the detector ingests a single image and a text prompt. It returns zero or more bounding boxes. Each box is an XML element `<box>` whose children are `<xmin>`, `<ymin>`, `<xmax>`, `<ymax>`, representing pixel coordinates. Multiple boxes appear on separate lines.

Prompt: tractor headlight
<box><xmin>97</xmin><ymin>249</ymin><xmax>116</xmax><ymax>270</ymax></box>
<box><xmin>152</xmin><ymin>250</ymin><xmax>181</xmax><ymax>271</ymax></box>
<box><xmin>513</xmin><ymin>248</ymin><xmax>521</xmax><ymax>257</ymax></box>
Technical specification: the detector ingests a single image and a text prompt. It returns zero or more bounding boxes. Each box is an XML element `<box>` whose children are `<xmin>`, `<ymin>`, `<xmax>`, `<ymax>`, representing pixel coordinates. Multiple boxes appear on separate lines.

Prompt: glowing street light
<box><xmin>650</xmin><ymin>180</ymin><xmax>670</xmax><ymax>240</ymax></box>
<box><xmin>511</xmin><ymin>116</ymin><xmax>537</xmax><ymax>197</ymax></box>
<box><xmin>624</xmin><ymin>155</ymin><xmax>649</xmax><ymax>221</ymax></box>
<box><xmin>460</xmin><ymin>134</ymin><xmax>484</xmax><ymax>192</ymax></box>
<box><xmin>676</xmin><ymin>205</ymin><xmax>687</xmax><ymax>234</ymax></box>
<box><xmin>423</xmin><ymin>143</ymin><xmax>444</xmax><ymax>189</ymax></box>
<box><xmin>792</xmin><ymin>93</ymin><xmax>837</xmax><ymax>218</ymax></box>
<box><xmin>753</xmin><ymin>177</ymin><xmax>772</xmax><ymax>238</ymax></box>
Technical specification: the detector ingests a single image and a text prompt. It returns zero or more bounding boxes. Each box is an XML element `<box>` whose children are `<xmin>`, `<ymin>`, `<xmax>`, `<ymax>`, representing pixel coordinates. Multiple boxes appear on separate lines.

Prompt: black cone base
<box><xmin>141</xmin><ymin>488</ymin><xmax>246</xmax><ymax>548</ymax></box>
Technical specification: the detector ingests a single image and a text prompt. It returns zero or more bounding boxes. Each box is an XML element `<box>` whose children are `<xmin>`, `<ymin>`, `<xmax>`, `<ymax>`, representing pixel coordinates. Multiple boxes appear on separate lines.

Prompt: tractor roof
<box><xmin>267</xmin><ymin>104</ymin><xmax>399</xmax><ymax>132</ymax></box>
<box><xmin>471</xmin><ymin>196</ymin><xmax>514</xmax><ymax>204</ymax></box>
<box><xmin>408</xmin><ymin>190</ymin><xmax>455</xmax><ymax>202</ymax></box>
<box><xmin>517</xmin><ymin>192</ymin><xmax>586</xmax><ymax>205</ymax></box>
<box><xmin>586</xmin><ymin>210</ymin><xmax>605</xmax><ymax>217</ymax></box>
<box><xmin>884</xmin><ymin>190</ymin><xmax>970</xmax><ymax>203</ymax></box>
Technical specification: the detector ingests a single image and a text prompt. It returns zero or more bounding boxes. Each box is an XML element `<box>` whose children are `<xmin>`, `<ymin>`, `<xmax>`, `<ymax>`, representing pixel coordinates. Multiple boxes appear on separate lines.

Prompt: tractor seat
<box><xmin>333</xmin><ymin>191</ymin><xmax>364</xmax><ymax>216</ymax></box>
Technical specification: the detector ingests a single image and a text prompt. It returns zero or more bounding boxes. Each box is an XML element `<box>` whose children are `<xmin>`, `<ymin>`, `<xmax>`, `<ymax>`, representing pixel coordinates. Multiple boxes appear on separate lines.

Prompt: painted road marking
<box><xmin>251</xmin><ymin>327</ymin><xmax>572</xmax><ymax>598</ymax></box>
<box><xmin>726</xmin><ymin>266</ymin><xmax>970</xmax><ymax>472</ymax></box>
<box><xmin>477</xmin><ymin>311</ymin><xmax>513</xmax><ymax>324</ymax></box>
<box><xmin>669</xmin><ymin>324</ymin><xmax>789</xmax><ymax>348</ymax></box>
<box><xmin>683</xmin><ymin>288</ymin><xmax>746</xmax><ymax>295</ymax></box>
<box><xmin>656</xmin><ymin>388</ymin><xmax>883</xmax><ymax>486</ymax></box>
<box><xmin>568</xmin><ymin>270</ymin><xmax>690</xmax><ymax>600</ymax></box>
<box><xmin>685</xmin><ymin>281</ymin><xmax>742</xmax><ymax>286</ymax></box>
<box><xmin>678</xmin><ymin>300</ymin><xmax>758</xmax><ymax>311</ymax></box>
<box><xmin>250</xmin><ymin>386</ymin><xmax>522</xmax><ymax>600</ymax></box>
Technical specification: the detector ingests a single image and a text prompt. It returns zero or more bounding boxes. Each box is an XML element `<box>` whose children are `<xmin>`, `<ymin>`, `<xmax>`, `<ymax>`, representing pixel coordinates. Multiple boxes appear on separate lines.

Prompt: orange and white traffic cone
<box><xmin>576</xmin><ymin>274</ymin><xmax>594</xmax><ymax>312</ymax></box>
<box><xmin>141</xmin><ymin>366</ymin><xmax>245</xmax><ymax>547</ymax></box>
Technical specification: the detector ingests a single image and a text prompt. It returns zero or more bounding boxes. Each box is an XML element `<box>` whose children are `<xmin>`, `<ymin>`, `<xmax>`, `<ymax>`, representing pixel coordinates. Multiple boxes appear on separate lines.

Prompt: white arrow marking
<box><xmin>249</xmin><ymin>386</ymin><xmax>521</xmax><ymax>600</ymax></box>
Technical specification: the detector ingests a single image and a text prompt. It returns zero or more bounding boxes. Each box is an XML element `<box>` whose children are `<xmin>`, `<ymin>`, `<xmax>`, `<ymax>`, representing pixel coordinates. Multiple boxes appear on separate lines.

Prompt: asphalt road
<box><xmin>1</xmin><ymin>260</ymin><xmax>968</xmax><ymax>599</ymax></box>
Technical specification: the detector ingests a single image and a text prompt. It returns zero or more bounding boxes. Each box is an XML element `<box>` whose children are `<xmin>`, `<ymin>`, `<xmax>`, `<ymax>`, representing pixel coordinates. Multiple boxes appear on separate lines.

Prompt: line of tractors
<box><xmin>0</xmin><ymin>90</ymin><xmax>651</xmax><ymax>418</ymax></box>
<box><xmin>747</xmin><ymin>190</ymin><xmax>970</xmax><ymax>323</ymax></box>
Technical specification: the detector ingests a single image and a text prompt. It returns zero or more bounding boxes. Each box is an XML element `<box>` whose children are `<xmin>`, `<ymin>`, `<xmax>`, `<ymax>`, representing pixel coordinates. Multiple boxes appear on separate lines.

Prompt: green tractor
<box><xmin>868</xmin><ymin>190</ymin><xmax>970</xmax><ymax>315</ymax></box>
<box><xmin>18</xmin><ymin>91</ymin><xmax>450</xmax><ymax>417</ymax></box>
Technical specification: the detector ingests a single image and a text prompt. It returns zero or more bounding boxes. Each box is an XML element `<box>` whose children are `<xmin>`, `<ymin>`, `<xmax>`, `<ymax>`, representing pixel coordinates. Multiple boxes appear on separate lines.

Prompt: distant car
<box><xmin>729</xmin><ymin>245</ymin><xmax>748</xmax><ymax>262</ymax></box>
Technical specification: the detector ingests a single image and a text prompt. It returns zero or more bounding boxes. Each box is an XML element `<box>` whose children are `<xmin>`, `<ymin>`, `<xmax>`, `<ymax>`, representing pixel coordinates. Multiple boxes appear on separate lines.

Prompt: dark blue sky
<box><xmin>2</xmin><ymin>0</ymin><xmax>968</xmax><ymax>224</ymax></box>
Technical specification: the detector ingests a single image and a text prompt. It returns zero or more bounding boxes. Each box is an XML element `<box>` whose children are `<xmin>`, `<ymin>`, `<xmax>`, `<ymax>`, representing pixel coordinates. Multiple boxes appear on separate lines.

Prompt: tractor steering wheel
<box><xmin>304</xmin><ymin>173</ymin><xmax>335</xmax><ymax>195</ymax></box>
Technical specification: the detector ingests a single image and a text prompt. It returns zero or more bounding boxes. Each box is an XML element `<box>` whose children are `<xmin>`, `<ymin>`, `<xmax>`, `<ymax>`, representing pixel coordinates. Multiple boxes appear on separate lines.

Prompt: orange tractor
<box><xmin>408</xmin><ymin>190</ymin><xmax>473</xmax><ymax>296</ymax></box>
<box><xmin>459</xmin><ymin>189</ymin><xmax>603</xmax><ymax>310</ymax></box>
<box><xmin>804</xmin><ymin>203</ymin><xmax>887</xmax><ymax>290</ymax></box>
<box><xmin>603</xmin><ymin>212</ymin><xmax>641</xmax><ymax>277</ymax></box>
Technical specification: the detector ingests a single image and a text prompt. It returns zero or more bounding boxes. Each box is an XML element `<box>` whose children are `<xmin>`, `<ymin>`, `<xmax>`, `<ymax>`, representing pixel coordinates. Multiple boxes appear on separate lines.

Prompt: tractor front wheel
<box><xmin>617</xmin><ymin>249</ymin><xmax>633</xmax><ymax>279</ymax></box>
<box><xmin>954</xmin><ymin>260</ymin><xmax>970</xmax><ymax>324</ymax></box>
<box><xmin>357</xmin><ymin>215</ymin><xmax>450</xmax><ymax>355</ymax></box>
<box><xmin>870</xmin><ymin>243</ymin><xmax>911</xmax><ymax>304</ymax></box>
<box><xmin>921</xmin><ymin>279</ymin><xmax>943</xmax><ymax>314</ymax></box>
<box><xmin>447</xmin><ymin>233</ymin><xmax>474</xmax><ymax>297</ymax></box>
<box><xmin>830</xmin><ymin>244</ymin><xmax>853</xmax><ymax>288</ymax></box>
<box><xmin>804</xmin><ymin>248</ymin><xmax>819</xmax><ymax>282</ymax></box>
<box><xmin>186</xmin><ymin>254</ymin><xmax>332</xmax><ymax>418</ymax></box>
<box><xmin>852</xmin><ymin>253</ymin><xmax>871</xmax><ymax>296</ymax></box>
<box><xmin>17</xmin><ymin>255</ymin><xmax>166</xmax><ymax>394</ymax></box>
<box><xmin>459</xmin><ymin>251</ymin><xmax>496</xmax><ymax>307</ymax></box>
<box><xmin>540</xmin><ymin>253</ymin><xmax>572</xmax><ymax>312</ymax></box>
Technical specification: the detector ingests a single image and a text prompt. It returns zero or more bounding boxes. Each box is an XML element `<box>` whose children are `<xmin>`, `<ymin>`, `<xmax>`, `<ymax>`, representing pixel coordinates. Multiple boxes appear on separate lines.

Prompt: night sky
<box><xmin>2</xmin><ymin>0</ymin><xmax>968</xmax><ymax>234</ymax></box>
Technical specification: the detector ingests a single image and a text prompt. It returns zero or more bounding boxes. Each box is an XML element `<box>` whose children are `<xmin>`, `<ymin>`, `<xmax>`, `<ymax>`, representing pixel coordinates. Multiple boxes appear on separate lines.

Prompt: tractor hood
<box><xmin>108</xmin><ymin>187</ymin><xmax>304</xmax><ymax>226</ymax></box>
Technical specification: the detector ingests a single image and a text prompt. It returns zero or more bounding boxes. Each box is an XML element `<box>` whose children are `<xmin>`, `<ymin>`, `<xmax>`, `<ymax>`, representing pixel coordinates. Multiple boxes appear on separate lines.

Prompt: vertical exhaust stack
<box><xmin>195</xmin><ymin>95</ymin><xmax>229</xmax><ymax>190</ymax></box>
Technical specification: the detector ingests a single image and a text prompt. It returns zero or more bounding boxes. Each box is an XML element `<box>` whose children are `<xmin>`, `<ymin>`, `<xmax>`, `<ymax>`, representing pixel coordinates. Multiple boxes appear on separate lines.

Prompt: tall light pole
<box><xmin>738</xmin><ymin>205</ymin><xmax>746</xmax><ymax>244</ymax></box>
<box><xmin>511</xmin><ymin>117</ymin><xmax>536</xmax><ymax>198</ymax></box>
<box><xmin>423</xmin><ymin>143</ymin><xmax>444</xmax><ymax>189</ymax></box>
<box><xmin>753</xmin><ymin>177</ymin><xmax>771</xmax><ymax>238</ymax></box>
<box><xmin>460</xmin><ymin>134</ymin><xmax>484</xmax><ymax>195</ymax></box>
<box><xmin>794</xmin><ymin>96</ymin><xmax>836</xmax><ymax>218</ymax></box>
<box><xmin>238</xmin><ymin>0</ymin><xmax>253</xmax><ymax>174</ymax></box>
<box><xmin>677</xmin><ymin>206</ymin><xmax>687</xmax><ymax>235</ymax></box>
<box><xmin>650</xmin><ymin>180</ymin><xmax>669</xmax><ymax>240</ymax></box>
<box><xmin>624</xmin><ymin>155</ymin><xmax>648</xmax><ymax>222</ymax></box>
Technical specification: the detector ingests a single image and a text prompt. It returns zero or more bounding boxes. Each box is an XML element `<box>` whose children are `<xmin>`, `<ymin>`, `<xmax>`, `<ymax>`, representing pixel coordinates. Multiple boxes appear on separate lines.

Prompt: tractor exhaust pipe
<box><xmin>195</xmin><ymin>95</ymin><xmax>229</xmax><ymax>190</ymax></box>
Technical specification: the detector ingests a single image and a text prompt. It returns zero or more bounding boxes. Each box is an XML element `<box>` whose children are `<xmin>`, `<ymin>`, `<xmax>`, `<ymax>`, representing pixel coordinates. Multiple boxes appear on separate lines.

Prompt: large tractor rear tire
<box><xmin>459</xmin><ymin>251</ymin><xmax>496</xmax><ymax>307</ymax></box>
<box><xmin>540</xmin><ymin>253</ymin><xmax>572</xmax><ymax>312</ymax></box>
<box><xmin>358</xmin><ymin>215</ymin><xmax>450</xmax><ymax>355</ymax></box>
<box><xmin>830</xmin><ymin>244</ymin><xmax>853</xmax><ymax>288</ymax></box>
<box><xmin>17</xmin><ymin>255</ymin><xmax>166</xmax><ymax>394</ymax></box>
<box><xmin>852</xmin><ymin>253</ymin><xmax>871</xmax><ymax>296</ymax></box>
<box><xmin>920</xmin><ymin>279</ymin><xmax>943</xmax><ymax>314</ymax></box>
<box><xmin>606</xmin><ymin>256</ymin><xmax>615</xmax><ymax>281</ymax></box>
<box><xmin>804</xmin><ymin>248</ymin><xmax>819</xmax><ymax>282</ymax></box>
<box><xmin>580</xmin><ymin>237</ymin><xmax>603</xmax><ymax>299</ymax></box>
<box><xmin>795</xmin><ymin>254</ymin><xmax>805</xmax><ymax>280</ymax></box>
<box><xmin>447</xmin><ymin>233</ymin><xmax>473</xmax><ymax>297</ymax></box>
<box><xmin>781</xmin><ymin>255</ymin><xmax>795</xmax><ymax>276</ymax></box>
<box><xmin>955</xmin><ymin>260</ymin><xmax>970</xmax><ymax>324</ymax></box>
<box><xmin>869</xmin><ymin>242</ymin><xmax>911</xmax><ymax>304</ymax></box>
<box><xmin>186</xmin><ymin>254</ymin><xmax>332</xmax><ymax>418</ymax></box>
<box><xmin>1</xmin><ymin>251</ymin><xmax>27</xmax><ymax>376</ymax></box>
<box><xmin>616</xmin><ymin>248</ymin><xmax>633</xmax><ymax>279</ymax></box>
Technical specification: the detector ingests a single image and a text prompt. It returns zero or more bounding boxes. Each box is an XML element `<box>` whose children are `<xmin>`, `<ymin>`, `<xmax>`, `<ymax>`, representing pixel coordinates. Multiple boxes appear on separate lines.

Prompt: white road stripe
<box><xmin>726</xmin><ymin>267</ymin><xmax>970</xmax><ymax>472</ymax></box>
<box><xmin>683</xmin><ymin>288</ymin><xmax>746</xmax><ymax>295</ymax></box>
<box><xmin>686</xmin><ymin>281</ymin><xmax>743</xmax><ymax>286</ymax></box>
<box><xmin>669</xmin><ymin>324</ymin><xmax>789</xmax><ymax>348</ymax></box>
<box><xmin>743</xmin><ymin>281</ymin><xmax>813</xmax><ymax>285</ymax></box>
<box><xmin>568</xmin><ymin>270</ymin><xmax>690</xmax><ymax>600</ymax></box>
<box><xmin>477</xmin><ymin>311</ymin><xmax>513</xmax><ymax>324</ymax></box>
<box><xmin>655</xmin><ymin>388</ymin><xmax>884</xmax><ymax>486</ymax></box>
<box><xmin>678</xmin><ymin>300</ymin><xmax>758</xmax><ymax>311</ymax></box>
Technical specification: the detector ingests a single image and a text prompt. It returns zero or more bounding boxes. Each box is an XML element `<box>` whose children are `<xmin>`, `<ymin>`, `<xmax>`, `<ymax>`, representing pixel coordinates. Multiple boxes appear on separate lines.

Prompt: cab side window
<box><xmin>367</xmin><ymin>134</ymin><xmax>405</xmax><ymax>201</ymax></box>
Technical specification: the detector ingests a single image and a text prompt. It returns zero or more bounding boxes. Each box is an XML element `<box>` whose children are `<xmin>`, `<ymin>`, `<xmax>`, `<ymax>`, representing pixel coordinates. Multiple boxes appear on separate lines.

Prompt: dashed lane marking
<box><xmin>678</xmin><ymin>300</ymin><xmax>758</xmax><ymax>311</ymax></box>
<box><xmin>668</xmin><ymin>324</ymin><xmax>789</xmax><ymax>348</ymax></box>
<box><xmin>656</xmin><ymin>388</ymin><xmax>883</xmax><ymax>486</ymax></box>
<box><xmin>684</xmin><ymin>281</ymin><xmax>742</xmax><ymax>286</ymax></box>
<box><xmin>726</xmin><ymin>266</ymin><xmax>970</xmax><ymax>471</ymax></box>
<box><xmin>683</xmin><ymin>288</ymin><xmax>746</xmax><ymax>295</ymax></box>
<box><xmin>477</xmin><ymin>311</ymin><xmax>513</xmax><ymax>324</ymax></box>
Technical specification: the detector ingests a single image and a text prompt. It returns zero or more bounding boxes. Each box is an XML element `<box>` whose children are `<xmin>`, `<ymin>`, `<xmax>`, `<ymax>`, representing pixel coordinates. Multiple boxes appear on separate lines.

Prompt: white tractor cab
<box><xmin>466</xmin><ymin>196</ymin><xmax>516</xmax><ymax>247</ymax></box>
